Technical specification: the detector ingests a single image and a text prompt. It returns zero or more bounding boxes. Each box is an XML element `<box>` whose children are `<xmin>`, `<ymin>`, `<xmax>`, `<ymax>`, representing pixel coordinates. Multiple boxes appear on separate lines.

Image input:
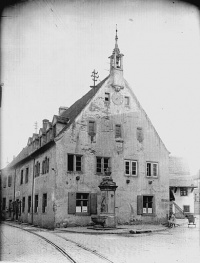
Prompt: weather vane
<box><xmin>90</xmin><ymin>69</ymin><xmax>99</xmax><ymax>88</ymax></box>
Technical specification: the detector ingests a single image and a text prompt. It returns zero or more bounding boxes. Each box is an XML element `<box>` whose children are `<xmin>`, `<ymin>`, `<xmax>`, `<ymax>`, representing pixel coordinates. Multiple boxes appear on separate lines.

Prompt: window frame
<box><xmin>96</xmin><ymin>156</ymin><xmax>111</xmax><ymax>174</ymax></box>
<box><xmin>28</xmin><ymin>196</ymin><xmax>31</xmax><ymax>213</ymax></box>
<box><xmin>115</xmin><ymin>124</ymin><xmax>122</xmax><ymax>138</ymax></box>
<box><xmin>75</xmin><ymin>193</ymin><xmax>89</xmax><ymax>214</ymax></box>
<box><xmin>146</xmin><ymin>162</ymin><xmax>158</xmax><ymax>178</ymax></box>
<box><xmin>8</xmin><ymin>175</ymin><xmax>12</xmax><ymax>187</ymax></box>
<box><xmin>124</xmin><ymin>160</ymin><xmax>138</xmax><ymax>176</ymax></box>
<box><xmin>180</xmin><ymin>187</ymin><xmax>188</xmax><ymax>196</ymax></box>
<box><xmin>34</xmin><ymin>194</ymin><xmax>39</xmax><ymax>213</ymax></box>
<box><xmin>42</xmin><ymin>193</ymin><xmax>47</xmax><ymax>213</ymax></box>
<box><xmin>137</xmin><ymin>195</ymin><xmax>155</xmax><ymax>216</ymax></box>
<box><xmin>105</xmin><ymin>92</ymin><xmax>110</xmax><ymax>102</ymax></box>
<box><xmin>67</xmin><ymin>154</ymin><xmax>83</xmax><ymax>172</ymax></box>
<box><xmin>25</xmin><ymin>167</ymin><xmax>29</xmax><ymax>183</ymax></box>
<box><xmin>124</xmin><ymin>96</ymin><xmax>130</xmax><ymax>106</ymax></box>
<box><xmin>183</xmin><ymin>205</ymin><xmax>190</xmax><ymax>213</ymax></box>
<box><xmin>22</xmin><ymin>197</ymin><xmax>25</xmax><ymax>213</ymax></box>
<box><xmin>20</xmin><ymin>170</ymin><xmax>24</xmax><ymax>185</ymax></box>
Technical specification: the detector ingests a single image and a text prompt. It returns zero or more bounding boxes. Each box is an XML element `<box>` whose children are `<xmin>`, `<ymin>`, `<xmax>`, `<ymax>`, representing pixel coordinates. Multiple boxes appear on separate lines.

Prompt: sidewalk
<box><xmin>2</xmin><ymin>218</ymin><xmax>189</xmax><ymax>235</ymax></box>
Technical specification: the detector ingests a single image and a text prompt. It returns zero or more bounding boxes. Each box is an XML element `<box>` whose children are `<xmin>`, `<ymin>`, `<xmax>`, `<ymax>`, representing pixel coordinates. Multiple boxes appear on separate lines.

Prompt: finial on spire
<box><xmin>115</xmin><ymin>24</ymin><xmax>118</xmax><ymax>46</ymax></box>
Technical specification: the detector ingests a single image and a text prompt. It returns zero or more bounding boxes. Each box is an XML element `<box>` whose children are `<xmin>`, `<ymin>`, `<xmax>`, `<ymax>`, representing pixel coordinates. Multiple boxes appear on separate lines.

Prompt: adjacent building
<box><xmin>169</xmin><ymin>156</ymin><xmax>197</xmax><ymax>218</ymax></box>
<box><xmin>1</xmin><ymin>32</ymin><xmax>170</xmax><ymax>228</ymax></box>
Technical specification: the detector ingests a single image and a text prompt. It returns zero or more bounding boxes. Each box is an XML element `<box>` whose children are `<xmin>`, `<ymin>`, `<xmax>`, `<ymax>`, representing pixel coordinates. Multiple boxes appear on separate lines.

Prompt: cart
<box><xmin>186</xmin><ymin>214</ymin><xmax>196</xmax><ymax>227</ymax></box>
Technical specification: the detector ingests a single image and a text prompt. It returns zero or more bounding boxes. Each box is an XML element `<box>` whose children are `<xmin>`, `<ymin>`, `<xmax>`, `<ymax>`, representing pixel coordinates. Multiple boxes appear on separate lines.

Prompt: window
<box><xmin>137</xmin><ymin>195</ymin><xmax>155</xmax><ymax>215</ymax></box>
<box><xmin>34</xmin><ymin>195</ymin><xmax>38</xmax><ymax>213</ymax></box>
<box><xmin>143</xmin><ymin>196</ymin><xmax>153</xmax><ymax>214</ymax></box>
<box><xmin>68</xmin><ymin>154</ymin><xmax>82</xmax><ymax>172</ymax></box>
<box><xmin>125</xmin><ymin>96</ymin><xmax>130</xmax><ymax>106</ymax></box>
<box><xmin>183</xmin><ymin>205</ymin><xmax>190</xmax><ymax>213</ymax></box>
<box><xmin>105</xmin><ymin>92</ymin><xmax>110</xmax><ymax>102</ymax></box>
<box><xmin>35</xmin><ymin>162</ymin><xmax>40</xmax><ymax>177</ymax></box>
<box><xmin>42</xmin><ymin>193</ymin><xmax>47</xmax><ymax>213</ymax></box>
<box><xmin>25</xmin><ymin>168</ymin><xmax>29</xmax><ymax>183</ymax></box>
<box><xmin>76</xmin><ymin>193</ymin><xmax>89</xmax><ymax>213</ymax></box>
<box><xmin>88</xmin><ymin>121</ymin><xmax>96</xmax><ymax>136</ymax></box>
<box><xmin>2</xmin><ymin>198</ymin><xmax>6</xmax><ymax>210</ymax></box>
<box><xmin>3</xmin><ymin>177</ymin><xmax>6</xmax><ymax>188</ymax></box>
<box><xmin>22</xmin><ymin>197</ymin><xmax>25</xmax><ymax>213</ymax></box>
<box><xmin>8</xmin><ymin>176</ymin><xmax>12</xmax><ymax>187</ymax></box>
<box><xmin>180</xmin><ymin>187</ymin><xmax>188</xmax><ymax>196</ymax></box>
<box><xmin>68</xmin><ymin>192</ymin><xmax>97</xmax><ymax>215</ymax></box>
<box><xmin>146</xmin><ymin>162</ymin><xmax>158</xmax><ymax>177</ymax></box>
<box><xmin>20</xmin><ymin>170</ymin><xmax>23</xmax><ymax>184</ymax></box>
<box><xmin>96</xmin><ymin>157</ymin><xmax>110</xmax><ymax>174</ymax></box>
<box><xmin>28</xmin><ymin>196</ymin><xmax>31</xmax><ymax>213</ymax></box>
<box><xmin>115</xmin><ymin>124</ymin><xmax>122</xmax><ymax>138</ymax></box>
<box><xmin>125</xmin><ymin>160</ymin><xmax>137</xmax><ymax>176</ymax></box>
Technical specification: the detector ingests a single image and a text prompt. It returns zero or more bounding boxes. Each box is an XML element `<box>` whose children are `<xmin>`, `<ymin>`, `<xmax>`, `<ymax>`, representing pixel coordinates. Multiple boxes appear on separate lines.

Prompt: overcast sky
<box><xmin>1</xmin><ymin>0</ymin><xmax>200</xmax><ymax>174</ymax></box>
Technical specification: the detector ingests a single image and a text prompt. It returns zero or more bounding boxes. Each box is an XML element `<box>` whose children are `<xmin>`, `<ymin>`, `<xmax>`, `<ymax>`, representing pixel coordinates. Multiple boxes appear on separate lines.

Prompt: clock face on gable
<box><xmin>112</xmin><ymin>92</ymin><xmax>123</xmax><ymax>105</ymax></box>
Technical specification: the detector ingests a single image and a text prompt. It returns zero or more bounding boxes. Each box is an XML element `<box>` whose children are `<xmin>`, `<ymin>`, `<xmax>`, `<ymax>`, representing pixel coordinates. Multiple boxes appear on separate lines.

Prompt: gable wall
<box><xmin>55</xmin><ymin>76</ymin><xmax>169</xmax><ymax>226</ymax></box>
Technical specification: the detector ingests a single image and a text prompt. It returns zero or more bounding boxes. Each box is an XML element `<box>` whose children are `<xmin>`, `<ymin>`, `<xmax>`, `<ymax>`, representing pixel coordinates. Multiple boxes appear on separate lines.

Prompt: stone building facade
<box><xmin>1</xmin><ymin>32</ymin><xmax>170</xmax><ymax>228</ymax></box>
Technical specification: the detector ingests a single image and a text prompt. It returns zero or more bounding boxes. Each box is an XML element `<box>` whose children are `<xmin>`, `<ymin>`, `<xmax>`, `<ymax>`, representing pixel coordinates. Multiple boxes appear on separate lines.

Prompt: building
<box><xmin>1</xmin><ymin>31</ymin><xmax>170</xmax><ymax>228</ymax></box>
<box><xmin>193</xmin><ymin>170</ymin><xmax>200</xmax><ymax>214</ymax></box>
<box><xmin>169</xmin><ymin>156</ymin><xmax>197</xmax><ymax>218</ymax></box>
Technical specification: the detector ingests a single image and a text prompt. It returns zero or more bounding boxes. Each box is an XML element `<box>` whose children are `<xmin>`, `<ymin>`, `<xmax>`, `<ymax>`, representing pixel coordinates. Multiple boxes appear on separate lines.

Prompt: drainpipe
<box><xmin>31</xmin><ymin>159</ymin><xmax>35</xmax><ymax>224</ymax></box>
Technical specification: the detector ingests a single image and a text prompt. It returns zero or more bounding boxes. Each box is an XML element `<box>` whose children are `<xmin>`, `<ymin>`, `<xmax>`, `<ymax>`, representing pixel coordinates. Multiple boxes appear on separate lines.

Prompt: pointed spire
<box><xmin>115</xmin><ymin>24</ymin><xmax>118</xmax><ymax>49</ymax></box>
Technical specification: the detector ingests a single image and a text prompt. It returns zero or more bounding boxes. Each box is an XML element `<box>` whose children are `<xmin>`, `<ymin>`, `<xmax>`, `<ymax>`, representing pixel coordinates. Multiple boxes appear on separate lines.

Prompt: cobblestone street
<box><xmin>1</xmin><ymin>217</ymin><xmax>199</xmax><ymax>263</ymax></box>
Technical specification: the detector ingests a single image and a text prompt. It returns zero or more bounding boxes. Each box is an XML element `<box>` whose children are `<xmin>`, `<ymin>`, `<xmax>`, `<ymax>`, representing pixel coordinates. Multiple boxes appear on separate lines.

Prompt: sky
<box><xmin>1</xmin><ymin>0</ymin><xmax>200</xmax><ymax>174</ymax></box>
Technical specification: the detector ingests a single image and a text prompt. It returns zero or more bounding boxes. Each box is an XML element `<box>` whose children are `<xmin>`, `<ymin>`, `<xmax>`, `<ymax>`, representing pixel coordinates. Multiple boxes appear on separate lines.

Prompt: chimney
<box><xmin>59</xmin><ymin>106</ymin><xmax>68</xmax><ymax>116</ymax></box>
<box><xmin>43</xmin><ymin>119</ymin><xmax>49</xmax><ymax>130</ymax></box>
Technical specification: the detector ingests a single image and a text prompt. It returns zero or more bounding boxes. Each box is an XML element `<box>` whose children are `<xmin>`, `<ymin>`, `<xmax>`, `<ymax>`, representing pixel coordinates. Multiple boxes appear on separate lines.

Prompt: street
<box><xmin>1</xmin><ymin>218</ymin><xmax>200</xmax><ymax>263</ymax></box>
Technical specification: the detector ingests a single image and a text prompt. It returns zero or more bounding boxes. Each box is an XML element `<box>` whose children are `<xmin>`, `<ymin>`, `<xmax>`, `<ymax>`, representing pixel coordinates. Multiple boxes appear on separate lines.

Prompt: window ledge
<box><xmin>146</xmin><ymin>176</ymin><xmax>158</xmax><ymax>179</ymax></box>
<box><xmin>125</xmin><ymin>174</ymin><xmax>137</xmax><ymax>177</ymax></box>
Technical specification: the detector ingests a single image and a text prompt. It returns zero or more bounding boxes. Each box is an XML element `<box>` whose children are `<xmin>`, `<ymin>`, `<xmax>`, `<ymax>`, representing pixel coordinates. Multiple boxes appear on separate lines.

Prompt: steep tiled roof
<box><xmin>56</xmin><ymin>76</ymin><xmax>109</xmax><ymax>137</ymax></box>
<box><xmin>4</xmin><ymin>76</ymin><xmax>109</xmax><ymax>169</ymax></box>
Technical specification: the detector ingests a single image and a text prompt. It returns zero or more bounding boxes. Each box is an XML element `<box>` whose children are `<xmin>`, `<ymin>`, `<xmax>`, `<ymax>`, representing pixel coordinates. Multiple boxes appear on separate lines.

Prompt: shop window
<box><xmin>67</xmin><ymin>154</ymin><xmax>82</xmax><ymax>172</ymax></box>
<box><xmin>146</xmin><ymin>162</ymin><xmax>158</xmax><ymax>177</ymax></box>
<box><xmin>22</xmin><ymin>197</ymin><xmax>25</xmax><ymax>213</ymax></box>
<box><xmin>28</xmin><ymin>196</ymin><xmax>31</xmax><ymax>213</ymax></box>
<box><xmin>96</xmin><ymin>157</ymin><xmax>110</xmax><ymax>174</ymax></box>
<box><xmin>34</xmin><ymin>195</ymin><xmax>38</xmax><ymax>213</ymax></box>
<box><xmin>180</xmin><ymin>187</ymin><xmax>188</xmax><ymax>196</ymax></box>
<box><xmin>8</xmin><ymin>175</ymin><xmax>12</xmax><ymax>187</ymax></box>
<box><xmin>137</xmin><ymin>195</ymin><xmax>155</xmax><ymax>215</ymax></box>
<box><xmin>115</xmin><ymin>124</ymin><xmax>122</xmax><ymax>138</ymax></box>
<box><xmin>125</xmin><ymin>160</ymin><xmax>137</xmax><ymax>176</ymax></box>
<box><xmin>20</xmin><ymin>170</ymin><xmax>23</xmax><ymax>185</ymax></box>
<box><xmin>68</xmin><ymin>192</ymin><xmax>97</xmax><ymax>215</ymax></box>
<box><xmin>42</xmin><ymin>193</ymin><xmax>47</xmax><ymax>213</ymax></box>
<box><xmin>183</xmin><ymin>205</ymin><xmax>190</xmax><ymax>213</ymax></box>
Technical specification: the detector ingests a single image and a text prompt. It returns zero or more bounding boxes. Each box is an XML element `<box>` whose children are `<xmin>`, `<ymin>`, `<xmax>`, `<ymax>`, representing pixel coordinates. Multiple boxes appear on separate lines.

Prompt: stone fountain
<box><xmin>91</xmin><ymin>168</ymin><xmax>118</xmax><ymax>228</ymax></box>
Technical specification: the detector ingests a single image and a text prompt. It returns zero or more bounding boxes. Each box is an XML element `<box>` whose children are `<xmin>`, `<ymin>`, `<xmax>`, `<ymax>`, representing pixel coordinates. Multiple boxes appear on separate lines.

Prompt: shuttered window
<box><xmin>68</xmin><ymin>192</ymin><xmax>97</xmax><ymax>215</ymax></box>
<box><xmin>137</xmin><ymin>195</ymin><xmax>155</xmax><ymax>215</ymax></box>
